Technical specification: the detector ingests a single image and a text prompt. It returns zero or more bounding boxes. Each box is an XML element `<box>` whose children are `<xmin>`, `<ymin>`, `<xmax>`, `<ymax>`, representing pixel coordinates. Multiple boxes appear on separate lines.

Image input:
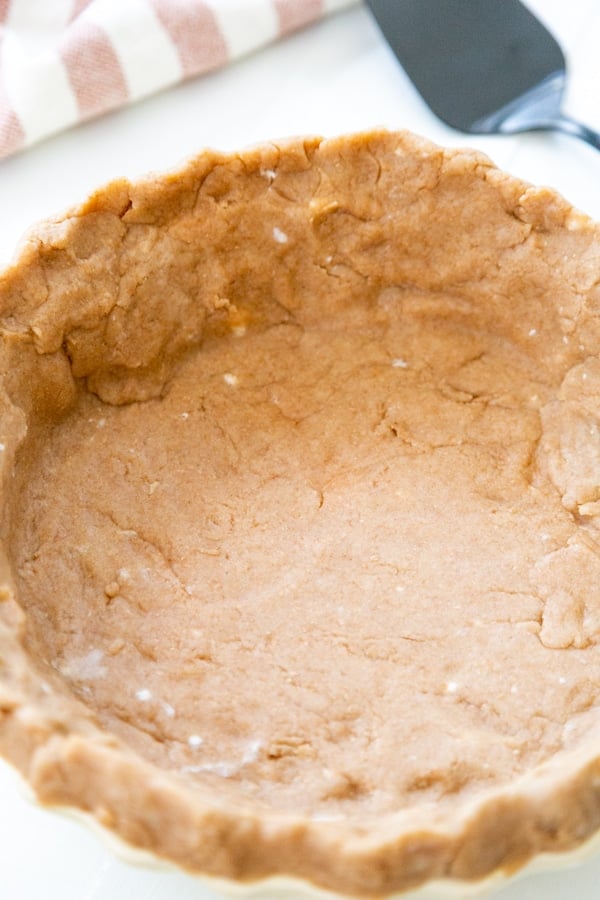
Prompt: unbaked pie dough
<box><xmin>1</xmin><ymin>131</ymin><xmax>600</xmax><ymax>896</ymax></box>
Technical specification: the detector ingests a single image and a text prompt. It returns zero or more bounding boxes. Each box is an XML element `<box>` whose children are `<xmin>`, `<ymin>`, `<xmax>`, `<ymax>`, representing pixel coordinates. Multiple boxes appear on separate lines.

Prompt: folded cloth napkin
<box><xmin>0</xmin><ymin>0</ymin><xmax>357</xmax><ymax>161</ymax></box>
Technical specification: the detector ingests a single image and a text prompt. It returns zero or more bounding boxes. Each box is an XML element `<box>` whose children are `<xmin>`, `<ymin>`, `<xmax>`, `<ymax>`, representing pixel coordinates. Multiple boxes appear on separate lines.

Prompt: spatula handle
<box><xmin>543</xmin><ymin>114</ymin><xmax>600</xmax><ymax>151</ymax></box>
<box><xmin>551</xmin><ymin>114</ymin><xmax>600</xmax><ymax>150</ymax></box>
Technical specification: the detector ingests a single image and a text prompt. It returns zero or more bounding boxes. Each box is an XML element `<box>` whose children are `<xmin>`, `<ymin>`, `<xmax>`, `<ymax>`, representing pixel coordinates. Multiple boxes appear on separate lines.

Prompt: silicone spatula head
<box><xmin>366</xmin><ymin>0</ymin><xmax>600</xmax><ymax>153</ymax></box>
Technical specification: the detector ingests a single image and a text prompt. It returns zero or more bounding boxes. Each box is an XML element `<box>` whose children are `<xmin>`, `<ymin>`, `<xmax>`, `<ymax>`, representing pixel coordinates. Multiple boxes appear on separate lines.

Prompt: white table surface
<box><xmin>1</xmin><ymin>2</ymin><xmax>600</xmax><ymax>898</ymax></box>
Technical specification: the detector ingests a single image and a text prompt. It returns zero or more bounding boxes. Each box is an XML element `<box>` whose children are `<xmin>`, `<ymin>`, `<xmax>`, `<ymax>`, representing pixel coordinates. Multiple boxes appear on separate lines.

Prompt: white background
<box><xmin>1</xmin><ymin>1</ymin><xmax>600</xmax><ymax>898</ymax></box>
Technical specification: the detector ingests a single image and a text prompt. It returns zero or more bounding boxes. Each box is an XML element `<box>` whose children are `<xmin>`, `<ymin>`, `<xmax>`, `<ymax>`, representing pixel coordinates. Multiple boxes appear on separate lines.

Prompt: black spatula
<box><xmin>366</xmin><ymin>0</ymin><xmax>600</xmax><ymax>150</ymax></box>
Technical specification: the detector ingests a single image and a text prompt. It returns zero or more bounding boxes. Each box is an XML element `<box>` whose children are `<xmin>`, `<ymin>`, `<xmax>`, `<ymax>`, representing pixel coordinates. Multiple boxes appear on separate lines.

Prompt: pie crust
<box><xmin>1</xmin><ymin>131</ymin><xmax>600</xmax><ymax>897</ymax></box>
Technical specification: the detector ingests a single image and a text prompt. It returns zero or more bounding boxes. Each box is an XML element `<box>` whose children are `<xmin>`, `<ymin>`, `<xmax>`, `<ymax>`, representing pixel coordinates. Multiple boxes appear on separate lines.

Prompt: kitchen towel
<box><xmin>0</xmin><ymin>0</ymin><xmax>357</xmax><ymax>160</ymax></box>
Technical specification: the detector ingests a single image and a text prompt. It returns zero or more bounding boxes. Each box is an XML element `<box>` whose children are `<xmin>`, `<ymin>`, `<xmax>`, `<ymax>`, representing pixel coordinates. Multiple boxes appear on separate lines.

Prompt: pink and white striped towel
<box><xmin>0</xmin><ymin>0</ymin><xmax>357</xmax><ymax>161</ymax></box>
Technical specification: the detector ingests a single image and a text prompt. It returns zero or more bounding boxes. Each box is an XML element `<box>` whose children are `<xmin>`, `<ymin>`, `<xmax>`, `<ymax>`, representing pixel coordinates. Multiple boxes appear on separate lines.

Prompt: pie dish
<box><xmin>1</xmin><ymin>130</ymin><xmax>600</xmax><ymax>898</ymax></box>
